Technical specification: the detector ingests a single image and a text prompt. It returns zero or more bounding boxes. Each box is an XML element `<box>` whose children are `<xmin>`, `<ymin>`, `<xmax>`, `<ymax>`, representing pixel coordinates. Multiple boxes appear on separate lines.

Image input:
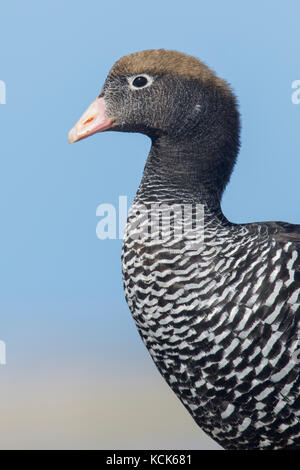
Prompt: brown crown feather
<box><xmin>110</xmin><ymin>49</ymin><xmax>231</xmax><ymax>94</ymax></box>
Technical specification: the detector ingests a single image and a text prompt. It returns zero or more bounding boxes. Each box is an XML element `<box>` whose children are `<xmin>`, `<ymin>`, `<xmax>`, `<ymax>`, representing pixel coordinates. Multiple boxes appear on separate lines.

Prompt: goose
<box><xmin>68</xmin><ymin>49</ymin><xmax>300</xmax><ymax>450</ymax></box>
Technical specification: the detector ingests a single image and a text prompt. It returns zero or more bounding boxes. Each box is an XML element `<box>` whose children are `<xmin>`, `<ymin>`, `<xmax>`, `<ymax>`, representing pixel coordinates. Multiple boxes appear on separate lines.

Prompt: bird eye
<box><xmin>133</xmin><ymin>76</ymin><xmax>148</xmax><ymax>87</ymax></box>
<box><xmin>128</xmin><ymin>74</ymin><xmax>153</xmax><ymax>90</ymax></box>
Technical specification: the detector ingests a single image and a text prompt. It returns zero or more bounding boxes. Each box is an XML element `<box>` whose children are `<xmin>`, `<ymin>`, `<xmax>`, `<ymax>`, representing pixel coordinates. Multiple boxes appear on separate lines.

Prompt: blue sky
<box><xmin>0</xmin><ymin>0</ymin><xmax>299</xmax><ymax>448</ymax></box>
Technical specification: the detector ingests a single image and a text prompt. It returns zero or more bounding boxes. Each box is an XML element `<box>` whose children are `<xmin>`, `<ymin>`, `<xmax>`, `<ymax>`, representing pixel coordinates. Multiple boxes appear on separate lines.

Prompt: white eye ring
<box><xmin>128</xmin><ymin>74</ymin><xmax>154</xmax><ymax>90</ymax></box>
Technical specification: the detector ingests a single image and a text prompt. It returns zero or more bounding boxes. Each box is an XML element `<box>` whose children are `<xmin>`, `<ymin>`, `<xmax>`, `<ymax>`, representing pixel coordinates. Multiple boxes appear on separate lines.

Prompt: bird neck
<box><xmin>136</xmin><ymin>136</ymin><xmax>235</xmax><ymax>223</ymax></box>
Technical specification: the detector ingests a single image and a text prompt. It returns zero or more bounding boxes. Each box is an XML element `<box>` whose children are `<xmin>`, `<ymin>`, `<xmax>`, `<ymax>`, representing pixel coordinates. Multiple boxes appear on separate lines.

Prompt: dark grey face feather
<box><xmin>101</xmin><ymin>71</ymin><xmax>240</xmax><ymax>198</ymax></box>
<box><xmin>102</xmin><ymin>71</ymin><xmax>239</xmax><ymax>139</ymax></box>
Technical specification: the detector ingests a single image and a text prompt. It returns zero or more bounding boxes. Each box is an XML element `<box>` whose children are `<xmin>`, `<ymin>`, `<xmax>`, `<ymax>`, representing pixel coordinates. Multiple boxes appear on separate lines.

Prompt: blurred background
<box><xmin>0</xmin><ymin>0</ymin><xmax>299</xmax><ymax>449</ymax></box>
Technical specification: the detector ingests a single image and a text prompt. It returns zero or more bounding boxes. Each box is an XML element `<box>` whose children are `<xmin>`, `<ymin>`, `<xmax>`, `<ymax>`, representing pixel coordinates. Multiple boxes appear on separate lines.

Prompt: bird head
<box><xmin>68</xmin><ymin>49</ymin><xmax>240</xmax><ymax>196</ymax></box>
<box><xmin>69</xmin><ymin>49</ymin><xmax>238</xmax><ymax>143</ymax></box>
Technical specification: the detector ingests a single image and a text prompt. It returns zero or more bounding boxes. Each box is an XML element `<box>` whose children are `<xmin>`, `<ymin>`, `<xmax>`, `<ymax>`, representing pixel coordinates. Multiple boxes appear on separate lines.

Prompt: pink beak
<box><xmin>68</xmin><ymin>97</ymin><xmax>115</xmax><ymax>144</ymax></box>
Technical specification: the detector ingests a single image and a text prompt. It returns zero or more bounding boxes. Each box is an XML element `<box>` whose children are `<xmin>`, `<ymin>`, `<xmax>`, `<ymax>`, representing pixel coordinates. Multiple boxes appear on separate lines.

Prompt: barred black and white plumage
<box><xmin>69</xmin><ymin>49</ymin><xmax>300</xmax><ymax>449</ymax></box>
